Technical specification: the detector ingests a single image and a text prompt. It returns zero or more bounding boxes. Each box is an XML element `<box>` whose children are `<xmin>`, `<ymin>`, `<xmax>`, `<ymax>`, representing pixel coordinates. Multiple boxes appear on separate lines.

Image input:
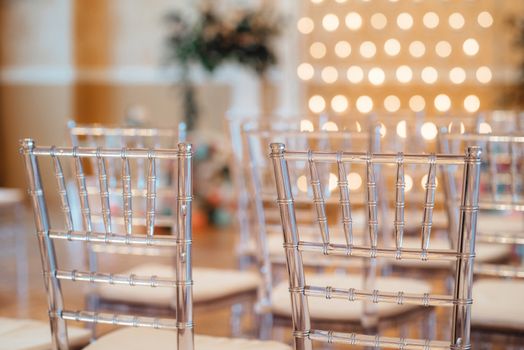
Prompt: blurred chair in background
<box><xmin>19</xmin><ymin>139</ymin><xmax>291</xmax><ymax>350</ymax></box>
<box><xmin>440</xmin><ymin>131</ymin><xmax>524</xmax><ymax>347</ymax></box>
<box><xmin>242</xmin><ymin>122</ymin><xmax>443</xmax><ymax>342</ymax></box>
<box><xmin>270</xmin><ymin>142</ymin><xmax>481</xmax><ymax>350</ymax></box>
<box><xmin>66</xmin><ymin>122</ymin><xmax>260</xmax><ymax>337</ymax></box>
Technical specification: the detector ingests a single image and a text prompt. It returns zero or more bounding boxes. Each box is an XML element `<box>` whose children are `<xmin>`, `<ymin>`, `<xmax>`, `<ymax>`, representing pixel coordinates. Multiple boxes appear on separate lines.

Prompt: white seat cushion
<box><xmin>472</xmin><ymin>279</ymin><xmax>524</xmax><ymax>331</ymax></box>
<box><xmin>389</xmin><ymin>236</ymin><xmax>511</xmax><ymax>269</ymax></box>
<box><xmin>271</xmin><ymin>274</ymin><xmax>431</xmax><ymax>322</ymax></box>
<box><xmin>0</xmin><ymin>317</ymin><xmax>90</xmax><ymax>350</ymax></box>
<box><xmin>97</xmin><ymin>264</ymin><xmax>260</xmax><ymax>306</ymax></box>
<box><xmin>478</xmin><ymin>211</ymin><xmax>524</xmax><ymax>233</ymax></box>
<box><xmin>0</xmin><ymin>188</ymin><xmax>24</xmax><ymax>207</ymax></box>
<box><xmin>262</xmin><ymin>234</ymin><xmax>508</xmax><ymax>269</ymax></box>
<box><xmin>83</xmin><ymin>327</ymin><xmax>291</xmax><ymax>350</ymax></box>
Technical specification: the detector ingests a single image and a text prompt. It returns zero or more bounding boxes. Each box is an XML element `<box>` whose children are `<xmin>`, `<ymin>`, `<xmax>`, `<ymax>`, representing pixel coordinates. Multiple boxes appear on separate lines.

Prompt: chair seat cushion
<box><xmin>472</xmin><ymin>279</ymin><xmax>524</xmax><ymax>331</ymax></box>
<box><xmin>389</xmin><ymin>237</ymin><xmax>511</xmax><ymax>269</ymax></box>
<box><xmin>254</xmin><ymin>233</ymin><xmax>508</xmax><ymax>269</ymax></box>
<box><xmin>0</xmin><ymin>188</ymin><xmax>24</xmax><ymax>207</ymax></box>
<box><xmin>82</xmin><ymin>327</ymin><xmax>291</xmax><ymax>350</ymax></box>
<box><xmin>0</xmin><ymin>317</ymin><xmax>90</xmax><ymax>350</ymax></box>
<box><xmin>270</xmin><ymin>274</ymin><xmax>431</xmax><ymax>322</ymax></box>
<box><xmin>478</xmin><ymin>211</ymin><xmax>524</xmax><ymax>233</ymax></box>
<box><xmin>97</xmin><ymin>264</ymin><xmax>259</xmax><ymax>306</ymax></box>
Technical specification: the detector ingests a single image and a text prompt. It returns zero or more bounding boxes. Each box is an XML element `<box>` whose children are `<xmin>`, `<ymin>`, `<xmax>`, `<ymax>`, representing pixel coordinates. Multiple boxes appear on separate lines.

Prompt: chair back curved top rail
<box><xmin>20</xmin><ymin>139</ymin><xmax>193</xmax><ymax>350</ymax></box>
<box><xmin>270</xmin><ymin>143</ymin><xmax>481</xmax><ymax>350</ymax></box>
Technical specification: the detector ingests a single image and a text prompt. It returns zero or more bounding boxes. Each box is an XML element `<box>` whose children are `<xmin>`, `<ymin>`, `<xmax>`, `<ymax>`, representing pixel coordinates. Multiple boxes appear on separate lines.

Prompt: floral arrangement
<box><xmin>164</xmin><ymin>3</ymin><xmax>281</xmax><ymax>131</ymax></box>
<box><xmin>163</xmin><ymin>3</ymin><xmax>281</xmax><ymax>228</ymax></box>
<box><xmin>165</xmin><ymin>3</ymin><xmax>281</xmax><ymax>75</ymax></box>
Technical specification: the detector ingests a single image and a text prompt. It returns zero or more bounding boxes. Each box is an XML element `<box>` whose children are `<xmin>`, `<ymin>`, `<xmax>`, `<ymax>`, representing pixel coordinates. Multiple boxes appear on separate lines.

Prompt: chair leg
<box><xmin>85</xmin><ymin>292</ymin><xmax>100</xmax><ymax>341</ymax></box>
<box><xmin>230</xmin><ymin>302</ymin><xmax>245</xmax><ymax>337</ymax></box>
<box><xmin>257</xmin><ymin>311</ymin><xmax>274</xmax><ymax>340</ymax></box>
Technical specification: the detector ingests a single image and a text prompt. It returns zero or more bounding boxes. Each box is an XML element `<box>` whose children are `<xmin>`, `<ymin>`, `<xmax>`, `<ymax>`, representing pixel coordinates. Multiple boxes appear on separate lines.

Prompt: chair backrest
<box><xmin>369</xmin><ymin>115</ymin><xmax>479</xmax><ymax>244</ymax></box>
<box><xmin>226</xmin><ymin>115</ymin><xmax>364</xmax><ymax>265</ymax></box>
<box><xmin>243</xmin><ymin>127</ymin><xmax>372</xmax><ymax>310</ymax></box>
<box><xmin>440</xmin><ymin>132</ymin><xmax>524</xmax><ymax>279</ymax></box>
<box><xmin>270</xmin><ymin>143</ymin><xmax>481</xmax><ymax>350</ymax></box>
<box><xmin>475</xmin><ymin>110</ymin><xmax>524</xmax><ymax>134</ymax></box>
<box><xmin>67</xmin><ymin>121</ymin><xmax>181</xmax><ymax>232</ymax></box>
<box><xmin>20</xmin><ymin>139</ymin><xmax>193</xmax><ymax>350</ymax></box>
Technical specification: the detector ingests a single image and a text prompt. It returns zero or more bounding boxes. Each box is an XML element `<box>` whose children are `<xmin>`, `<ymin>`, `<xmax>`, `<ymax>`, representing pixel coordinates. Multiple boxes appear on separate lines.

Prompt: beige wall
<box><xmin>0</xmin><ymin>1</ymin><xmax>240</xmax><ymax>189</ymax></box>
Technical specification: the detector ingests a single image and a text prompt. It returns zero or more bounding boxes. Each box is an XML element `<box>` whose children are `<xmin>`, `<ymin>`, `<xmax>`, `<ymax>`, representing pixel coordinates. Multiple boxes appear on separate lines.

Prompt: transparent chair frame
<box><xmin>270</xmin><ymin>143</ymin><xmax>481</xmax><ymax>350</ymax></box>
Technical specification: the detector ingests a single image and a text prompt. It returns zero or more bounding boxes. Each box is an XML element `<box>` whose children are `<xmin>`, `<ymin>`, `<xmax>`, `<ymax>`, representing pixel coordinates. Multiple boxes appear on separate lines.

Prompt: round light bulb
<box><xmin>409</xmin><ymin>41</ymin><xmax>426</xmax><ymax>58</ymax></box>
<box><xmin>449</xmin><ymin>12</ymin><xmax>465</xmax><ymax>29</ymax></box>
<box><xmin>297</xmin><ymin>17</ymin><xmax>314</xmax><ymax>34</ymax></box>
<box><xmin>322</xmin><ymin>121</ymin><xmax>339</xmax><ymax>131</ymax></box>
<box><xmin>476</xmin><ymin>66</ymin><xmax>492</xmax><ymax>84</ymax></box>
<box><xmin>396</xmin><ymin>120</ymin><xmax>407</xmax><ymax>138</ymax></box>
<box><xmin>463</xmin><ymin>38</ymin><xmax>480</xmax><ymax>56</ymax></box>
<box><xmin>368</xmin><ymin>67</ymin><xmax>385</xmax><ymax>85</ymax></box>
<box><xmin>477</xmin><ymin>11</ymin><xmax>493</xmax><ymax>28</ymax></box>
<box><xmin>421</xmin><ymin>122</ymin><xmax>438</xmax><ymax>140</ymax></box>
<box><xmin>335</xmin><ymin>41</ymin><xmax>352</xmax><ymax>58</ymax></box>
<box><xmin>347</xmin><ymin>66</ymin><xmax>364</xmax><ymax>84</ymax></box>
<box><xmin>300</xmin><ymin>119</ymin><xmax>314</xmax><ymax>132</ymax></box>
<box><xmin>360</xmin><ymin>41</ymin><xmax>377</xmax><ymax>58</ymax></box>
<box><xmin>396</xmin><ymin>65</ymin><xmax>413</xmax><ymax>83</ymax></box>
<box><xmin>384</xmin><ymin>95</ymin><xmax>401</xmax><ymax>112</ymax></box>
<box><xmin>331</xmin><ymin>95</ymin><xmax>349</xmax><ymax>113</ymax></box>
<box><xmin>321</xmin><ymin>66</ymin><xmax>338</xmax><ymax>84</ymax></box>
<box><xmin>434</xmin><ymin>94</ymin><xmax>451</xmax><ymax>112</ymax></box>
<box><xmin>464</xmin><ymin>95</ymin><xmax>480</xmax><ymax>113</ymax></box>
<box><xmin>356</xmin><ymin>96</ymin><xmax>373</xmax><ymax>114</ymax></box>
<box><xmin>435</xmin><ymin>41</ymin><xmax>452</xmax><ymax>58</ymax></box>
<box><xmin>409</xmin><ymin>95</ymin><xmax>426</xmax><ymax>112</ymax></box>
<box><xmin>310</xmin><ymin>42</ymin><xmax>327</xmax><ymax>59</ymax></box>
<box><xmin>384</xmin><ymin>39</ymin><xmax>401</xmax><ymax>56</ymax></box>
<box><xmin>346</xmin><ymin>12</ymin><xmax>363</xmax><ymax>31</ymax></box>
<box><xmin>479</xmin><ymin>122</ymin><xmax>492</xmax><ymax>134</ymax></box>
<box><xmin>449</xmin><ymin>67</ymin><xmax>466</xmax><ymax>84</ymax></box>
<box><xmin>423</xmin><ymin>12</ymin><xmax>439</xmax><ymax>29</ymax></box>
<box><xmin>309</xmin><ymin>95</ymin><xmax>326</xmax><ymax>113</ymax></box>
<box><xmin>322</xmin><ymin>14</ymin><xmax>340</xmax><ymax>32</ymax></box>
<box><xmin>347</xmin><ymin>172</ymin><xmax>362</xmax><ymax>191</ymax></box>
<box><xmin>371</xmin><ymin>13</ymin><xmax>387</xmax><ymax>30</ymax></box>
<box><xmin>421</xmin><ymin>66</ymin><xmax>438</xmax><ymax>84</ymax></box>
<box><xmin>297</xmin><ymin>63</ymin><xmax>314</xmax><ymax>81</ymax></box>
<box><xmin>397</xmin><ymin>12</ymin><xmax>414</xmax><ymax>30</ymax></box>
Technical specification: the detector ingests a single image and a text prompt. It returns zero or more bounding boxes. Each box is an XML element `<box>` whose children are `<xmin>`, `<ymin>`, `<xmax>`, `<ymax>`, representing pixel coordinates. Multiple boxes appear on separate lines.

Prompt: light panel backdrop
<box><xmin>296</xmin><ymin>0</ymin><xmax>523</xmax><ymax>118</ymax></box>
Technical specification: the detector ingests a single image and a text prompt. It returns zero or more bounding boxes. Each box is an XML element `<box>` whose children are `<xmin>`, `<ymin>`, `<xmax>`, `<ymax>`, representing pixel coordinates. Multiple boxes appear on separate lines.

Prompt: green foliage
<box><xmin>165</xmin><ymin>5</ymin><xmax>281</xmax><ymax>75</ymax></box>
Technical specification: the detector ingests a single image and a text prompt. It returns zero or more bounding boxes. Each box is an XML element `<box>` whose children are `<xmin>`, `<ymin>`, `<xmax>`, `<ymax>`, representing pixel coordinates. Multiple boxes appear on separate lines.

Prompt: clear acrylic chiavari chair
<box><xmin>245</xmin><ymin>125</ymin><xmax>443</xmax><ymax>344</ymax></box>
<box><xmin>227</xmin><ymin>115</ymin><xmax>365</xmax><ymax>271</ymax></box>
<box><xmin>270</xmin><ymin>142</ymin><xmax>482</xmax><ymax>349</ymax></box>
<box><xmin>66</xmin><ymin>121</ymin><xmax>260</xmax><ymax>336</ymax></box>
<box><xmin>20</xmin><ymin>139</ymin><xmax>291</xmax><ymax>350</ymax></box>
<box><xmin>368</xmin><ymin>117</ymin><xmax>509</xmax><ymax>272</ymax></box>
<box><xmin>439</xmin><ymin>132</ymin><xmax>524</xmax><ymax>344</ymax></box>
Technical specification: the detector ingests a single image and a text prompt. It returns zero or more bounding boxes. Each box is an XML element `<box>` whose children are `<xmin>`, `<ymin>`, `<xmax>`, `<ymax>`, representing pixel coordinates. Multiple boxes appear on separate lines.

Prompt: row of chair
<box><xmin>14</xmin><ymin>115</ymin><xmax>524</xmax><ymax>349</ymax></box>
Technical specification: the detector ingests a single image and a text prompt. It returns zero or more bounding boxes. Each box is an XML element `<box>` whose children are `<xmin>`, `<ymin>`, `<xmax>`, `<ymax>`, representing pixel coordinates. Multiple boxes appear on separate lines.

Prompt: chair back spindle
<box><xmin>20</xmin><ymin>139</ymin><xmax>194</xmax><ymax>350</ymax></box>
<box><xmin>270</xmin><ymin>143</ymin><xmax>481</xmax><ymax>350</ymax></box>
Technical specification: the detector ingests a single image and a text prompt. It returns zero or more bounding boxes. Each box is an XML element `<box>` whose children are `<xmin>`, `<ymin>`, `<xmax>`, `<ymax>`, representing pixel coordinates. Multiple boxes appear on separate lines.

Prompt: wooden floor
<box><xmin>0</xmin><ymin>203</ymin><xmax>247</xmax><ymax>338</ymax></box>
<box><xmin>1</xmin><ymin>204</ymin><xmax>522</xmax><ymax>349</ymax></box>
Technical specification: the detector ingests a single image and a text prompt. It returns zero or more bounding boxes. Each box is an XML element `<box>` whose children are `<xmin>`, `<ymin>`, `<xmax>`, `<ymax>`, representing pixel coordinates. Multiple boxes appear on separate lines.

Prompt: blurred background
<box><xmin>0</xmin><ymin>0</ymin><xmax>523</xmax><ymax>224</ymax></box>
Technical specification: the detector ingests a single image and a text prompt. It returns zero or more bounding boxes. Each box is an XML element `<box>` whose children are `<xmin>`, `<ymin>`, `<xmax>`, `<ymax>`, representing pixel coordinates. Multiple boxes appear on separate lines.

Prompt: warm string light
<box><xmin>298</xmin><ymin>7</ymin><xmax>494</xmax><ymax>114</ymax></box>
